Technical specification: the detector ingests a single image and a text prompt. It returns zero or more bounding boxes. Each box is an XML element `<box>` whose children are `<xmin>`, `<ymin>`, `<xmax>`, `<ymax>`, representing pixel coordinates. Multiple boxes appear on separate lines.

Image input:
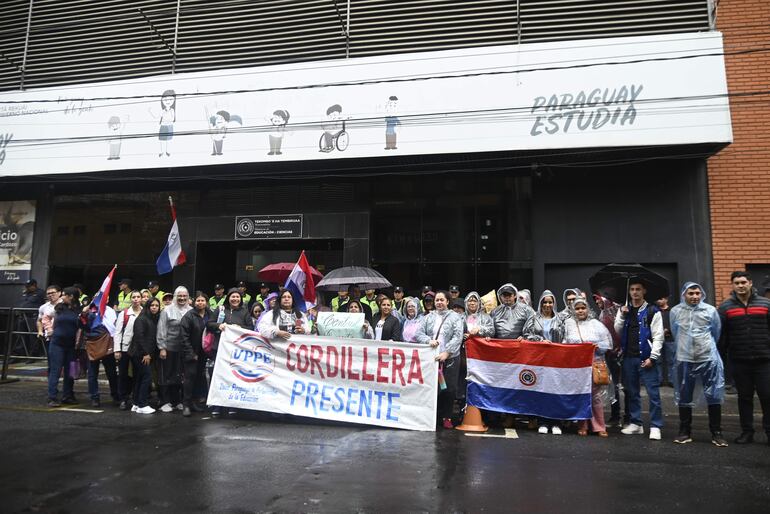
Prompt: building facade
<box><xmin>1</xmin><ymin>1</ymin><xmax>745</xmax><ymax>307</ymax></box>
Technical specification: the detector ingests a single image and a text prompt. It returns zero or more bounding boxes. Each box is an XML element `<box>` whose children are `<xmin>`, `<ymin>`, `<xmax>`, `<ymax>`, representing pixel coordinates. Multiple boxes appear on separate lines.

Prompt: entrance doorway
<box><xmin>195</xmin><ymin>239</ymin><xmax>343</xmax><ymax>296</ymax></box>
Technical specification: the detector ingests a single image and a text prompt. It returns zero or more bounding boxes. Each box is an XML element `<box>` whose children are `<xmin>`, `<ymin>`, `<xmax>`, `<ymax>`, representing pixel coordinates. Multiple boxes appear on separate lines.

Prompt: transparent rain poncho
<box><xmin>490</xmin><ymin>283</ymin><xmax>535</xmax><ymax>339</ymax></box>
<box><xmin>669</xmin><ymin>282</ymin><xmax>725</xmax><ymax>407</ymax></box>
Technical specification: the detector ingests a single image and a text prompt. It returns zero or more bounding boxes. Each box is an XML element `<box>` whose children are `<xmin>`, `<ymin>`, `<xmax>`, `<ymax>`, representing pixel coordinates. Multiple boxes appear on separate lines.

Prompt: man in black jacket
<box><xmin>718</xmin><ymin>271</ymin><xmax>770</xmax><ymax>445</ymax></box>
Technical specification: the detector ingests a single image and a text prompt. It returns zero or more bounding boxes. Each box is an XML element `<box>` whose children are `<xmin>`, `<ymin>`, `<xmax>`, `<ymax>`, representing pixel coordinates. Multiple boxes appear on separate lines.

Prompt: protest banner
<box><xmin>465</xmin><ymin>336</ymin><xmax>595</xmax><ymax>420</ymax></box>
<box><xmin>207</xmin><ymin>325</ymin><xmax>439</xmax><ymax>431</ymax></box>
<box><xmin>316</xmin><ymin>311</ymin><xmax>365</xmax><ymax>338</ymax></box>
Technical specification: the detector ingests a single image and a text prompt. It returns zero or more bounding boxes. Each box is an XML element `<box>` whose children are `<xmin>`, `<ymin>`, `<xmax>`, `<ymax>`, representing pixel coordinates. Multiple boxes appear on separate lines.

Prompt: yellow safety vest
<box><xmin>117</xmin><ymin>290</ymin><xmax>133</xmax><ymax>311</ymax></box>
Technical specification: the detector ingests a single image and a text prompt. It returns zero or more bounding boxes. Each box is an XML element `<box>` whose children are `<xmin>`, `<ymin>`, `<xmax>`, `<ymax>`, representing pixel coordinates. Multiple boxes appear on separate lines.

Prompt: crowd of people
<box><xmin>23</xmin><ymin>270</ymin><xmax>770</xmax><ymax>446</ymax></box>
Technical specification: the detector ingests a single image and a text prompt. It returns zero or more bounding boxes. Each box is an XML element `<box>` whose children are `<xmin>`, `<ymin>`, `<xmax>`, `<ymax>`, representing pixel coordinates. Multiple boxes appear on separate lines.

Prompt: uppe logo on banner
<box><xmin>230</xmin><ymin>333</ymin><xmax>275</xmax><ymax>383</ymax></box>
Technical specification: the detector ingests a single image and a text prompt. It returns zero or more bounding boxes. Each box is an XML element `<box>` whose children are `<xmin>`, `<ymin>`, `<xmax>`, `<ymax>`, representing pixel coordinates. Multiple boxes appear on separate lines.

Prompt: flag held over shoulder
<box><xmin>465</xmin><ymin>337</ymin><xmax>595</xmax><ymax>420</ymax></box>
<box><xmin>157</xmin><ymin>196</ymin><xmax>186</xmax><ymax>275</ymax></box>
<box><xmin>284</xmin><ymin>250</ymin><xmax>317</xmax><ymax>312</ymax></box>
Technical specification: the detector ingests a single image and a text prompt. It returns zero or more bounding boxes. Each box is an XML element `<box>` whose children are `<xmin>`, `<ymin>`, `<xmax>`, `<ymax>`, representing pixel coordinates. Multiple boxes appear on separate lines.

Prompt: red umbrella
<box><xmin>258</xmin><ymin>262</ymin><xmax>324</xmax><ymax>284</ymax></box>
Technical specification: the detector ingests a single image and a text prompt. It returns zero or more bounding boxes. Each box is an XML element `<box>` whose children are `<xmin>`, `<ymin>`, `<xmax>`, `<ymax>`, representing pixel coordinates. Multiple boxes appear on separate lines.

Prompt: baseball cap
<box><xmin>147</xmin><ymin>280</ymin><xmax>159</xmax><ymax>288</ymax></box>
<box><xmin>237</xmin><ymin>281</ymin><xmax>247</xmax><ymax>287</ymax></box>
<box><xmin>423</xmin><ymin>292</ymin><xmax>435</xmax><ymax>300</ymax></box>
<box><xmin>118</xmin><ymin>278</ymin><xmax>132</xmax><ymax>286</ymax></box>
<box><xmin>421</xmin><ymin>285</ymin><xmax>433</xmax><ymax>294</ymax></box>
<box><xmin>25</xmin><ymin>279</ymin><xmax>37</xmax><ymax>286</ymax></box>
<box><xmin>393</xmin><ymin>286</ymin><xmax>404</xmax><ymax>293</ymax></box>
<box><xmin>214</xmin><ymin>283</ymin><xmax>225</xmax><ymax>290</ymax></box>
<box><xmin>449</xmin><ymin>285</ymin><xmax>460</xmax><ymax>292</ymax></box>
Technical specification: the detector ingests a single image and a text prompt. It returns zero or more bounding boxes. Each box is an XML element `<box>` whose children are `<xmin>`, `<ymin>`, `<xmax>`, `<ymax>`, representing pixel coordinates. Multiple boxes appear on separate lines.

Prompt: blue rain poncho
<box><xmin>669</xmin><ymin>282</ymin><xmax>725</xmax><ymax>406</ymax></box>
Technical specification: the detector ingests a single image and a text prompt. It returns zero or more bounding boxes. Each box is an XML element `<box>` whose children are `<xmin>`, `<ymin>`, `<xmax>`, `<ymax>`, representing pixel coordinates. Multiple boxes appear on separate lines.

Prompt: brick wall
<box><xmin>709</xmin><ymin>0</ymin><xmax>770</xmax><ymax>301</ymax></box>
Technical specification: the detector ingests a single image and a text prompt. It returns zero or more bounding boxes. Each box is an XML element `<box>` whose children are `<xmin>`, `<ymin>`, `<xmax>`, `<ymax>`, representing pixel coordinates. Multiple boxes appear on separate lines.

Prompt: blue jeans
<box><xmin>47</xmin><ymin>344</ymin><xmax>74</xmax><ymax>401</ymax></box>
<box><xmin>622</xmin><ymin>356</ymin><xmax>663</xmax><ymax>428</ymax></box>
<box><xmin>658</xmin><ymin>341</ymin><xmax>676</xmax><ymax>384</ymax></box>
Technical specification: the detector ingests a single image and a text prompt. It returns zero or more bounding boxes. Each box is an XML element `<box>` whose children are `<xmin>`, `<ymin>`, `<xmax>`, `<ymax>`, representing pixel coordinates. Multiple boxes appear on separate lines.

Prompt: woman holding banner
<box><xmin>346</xmin><ymin>300</ymin><xmax>374</xmax><ymax>338</ymax></box>
<box><xmin>206</xmin><ymin>288</ymin><xmax>253</xmax><ymax>417</ymax></box>
<box><xmin>562</xmin><ymin>296</ymin><xmax>613</xmax><ymax>437</ymax></box>
<box><xmin>258</xmin><ymin>290</ymin><xmax>310</xmax><ymax>339</ymax></box>
<box><xmin>373</xmin><ymin>297</ymin><xmax>402</xmax><ymax>342</ymax></box>
<box><xmin>415</xmin><ymin>290</ymin><xmax>464</xmax><ymax>429</ymax></box>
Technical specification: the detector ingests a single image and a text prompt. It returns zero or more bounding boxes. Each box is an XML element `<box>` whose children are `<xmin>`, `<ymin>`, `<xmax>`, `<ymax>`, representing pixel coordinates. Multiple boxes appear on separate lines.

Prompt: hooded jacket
<box><xmin>670</xmin><ymin>282</ymin><xmax>721</xmax><ymax>363</ymax></box>
<box><xmin>490</xmin><ymin>283</ymin><xmax>535</xmax><ymax>339</ymax></box>
<box><xmin>523</xmin><ymin>290</ymin><xmax>563</xmax><ymax>342</ymax></box>
<box><xmin>156</xmin><ymin>288</ymin><xmax>193</xmax><ymax>352</ymax></box>
<box><xmin>593</xmin><ymin>293</ymin><xmax>621</xmax><ymax>353</ymax></box>
<box><xmin>401</xmin><ymin>297</ymin><xmax>424</xmax><ymax>343</ymax></box>
<box><xmin>463</xmin><ymin>291</ymin><xmax>495</xmax><ymax>337</ymax></box>
<box><xmin>415</xmin><ymin>307</ymin><xmax>464</xmax><ymax>357</ymax></box>
<box><xmin>717</xmin><ymin>287</ymin><xmax>770</xmax><ymax>361</ymax></box>
<box><xmin>562</xmin><ymin>298</ymin><xmax>613</xmax><ymax>356</ymax></box>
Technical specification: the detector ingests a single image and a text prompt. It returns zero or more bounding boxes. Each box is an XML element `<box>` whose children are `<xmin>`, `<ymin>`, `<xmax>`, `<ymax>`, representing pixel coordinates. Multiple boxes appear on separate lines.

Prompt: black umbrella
<box><xmin>588</xmin><ymin>263</ymin><xmax>670</xmax><ymax>305</ymax></box>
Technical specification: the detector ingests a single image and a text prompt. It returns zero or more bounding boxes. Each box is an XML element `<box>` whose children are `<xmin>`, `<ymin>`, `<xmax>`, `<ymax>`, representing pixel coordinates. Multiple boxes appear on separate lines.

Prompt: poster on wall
<box><xmin>0</xmin><ymin>31</ymin><xmax>732</xmax><ymax>178</ymax></box>
<box><xmin>0</xmin><ymin>200</ymin><xmax>35</xmax><ymax>283</ymax></box>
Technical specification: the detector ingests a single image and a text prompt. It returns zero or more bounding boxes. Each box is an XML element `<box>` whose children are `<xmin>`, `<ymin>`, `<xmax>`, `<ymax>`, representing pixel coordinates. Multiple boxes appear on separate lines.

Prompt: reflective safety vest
<box><xmin>331</xmin><ymin>296</ymin><xmax>349</xmax><ymax>312</ymax></box>
<box><xmin>117</xmin><ymin>290</ymin><xmax>133</xmax><ymax>311</ymax></box>
<box><xmin>154</xmin><ymin>290</ymin><xmax>166</xmax><ymax>302</ymax></box>
<box><xmin>361</xmin><ymin>296</ymin><xmax>379</xmax><ymax>316</ymax></box>
<box><xmin>242</xmin><ymin>293</ymin><xmax>252</xmax><ymax>306</ymax></box>
<box><xmin>209</xmin><ymin>295</ymin><xmax>226</xmax><ymax>309</ymax></box>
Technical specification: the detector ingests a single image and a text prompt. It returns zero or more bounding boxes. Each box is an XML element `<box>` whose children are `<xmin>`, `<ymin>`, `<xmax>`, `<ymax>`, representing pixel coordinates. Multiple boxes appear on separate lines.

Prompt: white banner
<box><xmin>207</xmin><ymin>326</ymin><xmax>438</xmax><ymax>431</ymax></box>
<box><xmin>0</xmin><ymin>31</ymin><xmax>731</xmax><ymax>177</ymax></box>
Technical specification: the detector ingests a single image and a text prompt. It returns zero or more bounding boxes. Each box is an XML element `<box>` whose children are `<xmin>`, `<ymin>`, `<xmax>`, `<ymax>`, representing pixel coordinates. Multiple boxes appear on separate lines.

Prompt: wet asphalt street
<box><xmin>0</xmin><ymin>380</ymin><xmax>768</xmax><ymax>514</ymax></box>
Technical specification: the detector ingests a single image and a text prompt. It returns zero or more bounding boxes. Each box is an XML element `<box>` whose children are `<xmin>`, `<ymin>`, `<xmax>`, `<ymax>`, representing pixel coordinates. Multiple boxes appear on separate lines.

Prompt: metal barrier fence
<box><xmin>1</xmin><ymin>307</ymin><xmax>45</xmax><ymax>382</ymax></box>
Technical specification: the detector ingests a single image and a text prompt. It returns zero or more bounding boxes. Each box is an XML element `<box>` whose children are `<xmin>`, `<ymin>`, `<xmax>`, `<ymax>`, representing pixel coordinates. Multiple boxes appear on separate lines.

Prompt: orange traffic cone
<box><xmin>455</xmin><ymin>405</ymin><xmax>488</xmax><ymax>432</ymax></box>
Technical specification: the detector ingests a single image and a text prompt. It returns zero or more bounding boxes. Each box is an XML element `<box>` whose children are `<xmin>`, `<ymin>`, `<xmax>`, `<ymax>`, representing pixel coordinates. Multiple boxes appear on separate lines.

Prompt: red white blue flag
<box><xmin>91</xmin><ymin>265</ymin><xmax>116</xmax><ymax>318</ymax></box>
<box><xmin>465</xmin><ymin>337</ymin><xmax>594</xmax><ymax>420</ymax></box>
<box><xmin>156</xmin><ymin>196</ymin><xmax>186</xmax><ymax>275</ymax></box>
<box><xmin>283</xmin><ymin>250</ymin><xmax>317</xmax><ymax>312</ymax></box>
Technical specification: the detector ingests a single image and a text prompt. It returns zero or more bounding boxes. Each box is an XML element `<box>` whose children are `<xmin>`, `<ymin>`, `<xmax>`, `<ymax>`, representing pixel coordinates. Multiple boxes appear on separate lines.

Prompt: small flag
<box><xmin>156</xmin><ymin>196</ymin><xmax>186</xmax><ymax>275</ymax></box>
<box><xmin>283</xmin><ymin>250</ymin><xmax>317</xmax><ymax>312</ymax></box>
<box><xmin>89</xmin><ymin>265</ymin><xmax>117</xmax><ymax>333</ymax></box>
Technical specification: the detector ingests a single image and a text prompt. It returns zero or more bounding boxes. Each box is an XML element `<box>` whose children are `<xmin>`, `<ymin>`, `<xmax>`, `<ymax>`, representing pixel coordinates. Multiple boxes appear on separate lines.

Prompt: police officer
<box><xmin>255</xmin><ymin>282</ymin><xmax>271</xmax><ymax>306</ymax></box>
<box><xmin>361</xmin><ymin>288</ymin><xmax>380</xmax><ymax>317</ymax></box>
<box><xmin>237</xmin><ymin>281</ymin><xmax>252</xmax><ymax>307</ymax></box>
<box><xmin>331</xmin><ymin>288</ymin><xmax>350</xmax><ymax>312</ymax></box>
<box><xmin>392</xmin><ymin>286</ymin><xmax>406</xmax><ymax>314</ymax></box>
<box><xmin>148</xmin><ymin>280</ymin><xmax>166</xmax><ymax>302</ymax></box>
<box><xmin>115</xmin><ymin>279</ymin><xmax>133</xmax><ymax>312</ymax></box>
<box><xmin>209</xmin><ymin>283</ymin><xmax>226</xmax><ymax>309</ymax></box>
<box><xmin>449</xmin><ymin>285</ymin><xmax>461</xmax><ymax>301</ymax></box>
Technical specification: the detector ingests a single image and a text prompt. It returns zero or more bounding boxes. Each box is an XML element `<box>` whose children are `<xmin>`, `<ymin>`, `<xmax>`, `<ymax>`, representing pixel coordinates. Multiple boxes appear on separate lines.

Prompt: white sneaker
<box><xmin>160</xmin><ymin>403</ymin><xmax>173</xmax><ymax>413</ymax></box>
<box><xmin>538</xmin><ymin>425</ymin><xmax>548</xmax><ymax>434</ymax></box>
<box><xmin>137</xmin><ymin>406</ymin><xmax>156</xmax><ymax>414</ymax></box>
<box><xmin>131</xmin><ymin>404</ymin><xmax>139</xmax><ymax>413</ymax></box>
<box><xmin>175</xmin><ymin>403</ymin><xmax>184</xmax><ymax>411</ymax></box>
<box><xmin>649</xmin><ymin>427</ymin><xmax>662</xmax><ymax>440</ymax></box>
<box><xmin>621</xmin><ymin>423</ymin><xmax>644</xmax><ymax>435</ymax></box>
<box><xmin>551</xmin><ymin>426</ymin><xmax>562</xmax><ymax>435</ymax></box>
